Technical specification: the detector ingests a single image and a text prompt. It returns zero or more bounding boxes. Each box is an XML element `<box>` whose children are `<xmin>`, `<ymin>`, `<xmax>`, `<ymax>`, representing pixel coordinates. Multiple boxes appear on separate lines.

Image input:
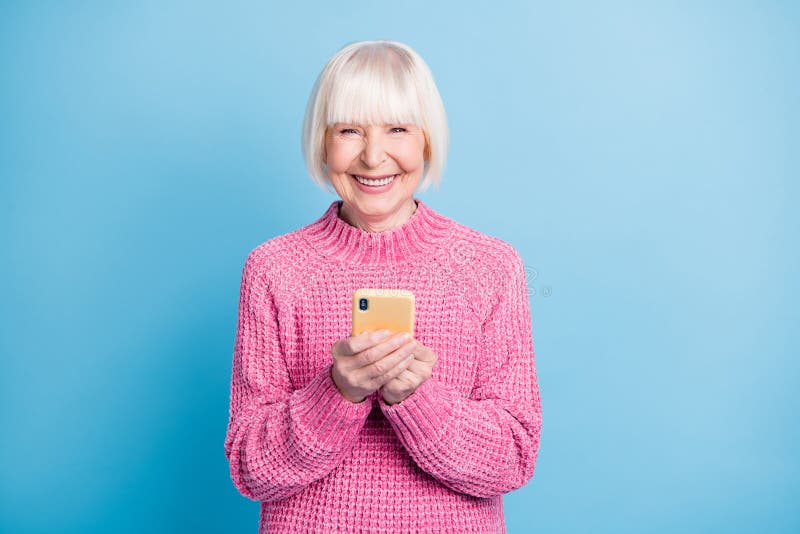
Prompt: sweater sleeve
<box><xmin>224</xmin><ymin>253</ymin><xmax>372</xmax><ymax>502</ymax></box>
<box><xmin>377</xmin><ymin>248</ymin><xmax>542</xmax><ymax>498</ymax></box>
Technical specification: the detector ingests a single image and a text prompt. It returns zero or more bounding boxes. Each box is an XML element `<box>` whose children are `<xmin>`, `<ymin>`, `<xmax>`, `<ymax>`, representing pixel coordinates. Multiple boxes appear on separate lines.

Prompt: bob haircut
<box><xmin>301</xmin><ymin>40</ymin><xmax>449</xmax><ymax>194</ymax></box>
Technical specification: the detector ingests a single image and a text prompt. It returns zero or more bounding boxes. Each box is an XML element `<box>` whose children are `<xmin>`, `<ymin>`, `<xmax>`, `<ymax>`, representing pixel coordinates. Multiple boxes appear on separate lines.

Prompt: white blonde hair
<box><xmin>301</xmin><ymin>40</ymin><xmax>449</xmax><ymax>193</ymax></box>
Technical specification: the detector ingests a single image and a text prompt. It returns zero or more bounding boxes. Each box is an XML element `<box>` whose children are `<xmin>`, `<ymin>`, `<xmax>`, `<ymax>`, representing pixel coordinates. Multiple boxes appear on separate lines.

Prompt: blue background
<box><xmin>1</xmin><ymin>1</ymin><xmax>797</xmax><ymax>532</ymax></box>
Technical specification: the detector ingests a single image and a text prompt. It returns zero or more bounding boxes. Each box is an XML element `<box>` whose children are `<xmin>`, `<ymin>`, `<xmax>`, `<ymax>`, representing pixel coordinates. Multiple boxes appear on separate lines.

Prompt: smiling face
<box><xmin>324</xmin><ymin>122</ymin><xmax>428</xmax><ymax>230</ymax></box>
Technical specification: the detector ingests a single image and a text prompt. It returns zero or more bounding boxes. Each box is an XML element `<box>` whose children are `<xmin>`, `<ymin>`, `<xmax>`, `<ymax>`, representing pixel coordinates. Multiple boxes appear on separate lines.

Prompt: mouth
<box><xmin>350</xmin><ymin>174</ymin><xmax>399</xmax><ymax>187</ymax></box>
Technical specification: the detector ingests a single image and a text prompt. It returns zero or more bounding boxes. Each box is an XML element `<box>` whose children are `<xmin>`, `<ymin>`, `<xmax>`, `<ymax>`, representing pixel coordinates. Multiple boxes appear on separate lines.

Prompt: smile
<box><xmin>352</xmin><ymin>174</ymin><xmax>398</xmax><ymax>186</ymax></box>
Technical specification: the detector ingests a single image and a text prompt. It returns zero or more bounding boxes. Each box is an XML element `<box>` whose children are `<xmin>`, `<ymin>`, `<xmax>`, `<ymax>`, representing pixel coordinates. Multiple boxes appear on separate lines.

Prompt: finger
<box><xmin>412</xmin><ymin>343</ymin><xmax>436</xmax><ymax>363</ymax></box>
<box><xmin>355</xmin><ymin>333</ymin><xmax>414</xmax><ymax>369</ymax></box>
<box><xmin>402</xmin><ymin>358</ymin><xmax>426</xmax><ymax>376</ymax></box>
<box><xmin>399</xmin><ymin>359</ymin><xmax>434</xmax><ymax>383</ymax></box>
<box><xmin>374</xmin><ymin>351</ymin><xmax>416</xmax><ymax>386</ymax></box>
<box><xmin>340</xmin><ymin>329</ymin><xmax>392</xmax><ymax>356</ymax></box>
<box><xmin>390</xmin><ymin>368</ymin><xmax>421</xmax><ymax>390</ymax></box>
<box><xmin>361</xmin><ymin>338</ymin><xmax>417</xmax><ymax>380</ymax></box>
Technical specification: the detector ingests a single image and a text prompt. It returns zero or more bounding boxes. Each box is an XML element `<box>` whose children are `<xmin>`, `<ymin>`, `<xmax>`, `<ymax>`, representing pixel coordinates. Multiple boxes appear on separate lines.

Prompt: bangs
<box><xmin>323</xmin><ymin>50</ymin><xmax>424</xmax><ymax>128</ymax></box>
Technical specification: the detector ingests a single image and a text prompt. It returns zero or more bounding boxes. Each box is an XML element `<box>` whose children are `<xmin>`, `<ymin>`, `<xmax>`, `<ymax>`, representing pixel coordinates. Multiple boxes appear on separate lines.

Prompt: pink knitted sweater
<box><xmin>224</xmin><ymin>197</ymin><xmax>542</xmax><ymax>533</ymax></box>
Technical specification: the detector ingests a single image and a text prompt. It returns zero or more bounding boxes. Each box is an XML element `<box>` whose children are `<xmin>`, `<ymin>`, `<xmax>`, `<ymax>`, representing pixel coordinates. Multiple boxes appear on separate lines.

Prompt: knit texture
<box><xmin>224</xmin><ymin>197</ymin><xmax>542</xmax><ymax>533</ymax></box>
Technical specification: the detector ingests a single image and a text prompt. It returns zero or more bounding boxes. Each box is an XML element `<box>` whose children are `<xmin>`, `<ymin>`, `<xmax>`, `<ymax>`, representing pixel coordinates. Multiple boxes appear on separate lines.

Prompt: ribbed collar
<box><xmin>301</xmin><ymin>197</ymin><xmax>456</xmax><ymax>265</ymax></box>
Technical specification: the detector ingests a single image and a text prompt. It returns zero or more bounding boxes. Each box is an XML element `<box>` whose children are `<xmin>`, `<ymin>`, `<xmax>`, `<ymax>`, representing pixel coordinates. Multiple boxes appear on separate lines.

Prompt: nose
<box><xmin>360</xmin><ymin>130</ymin><xmax>387</xmax><ymax>168</ymax></box>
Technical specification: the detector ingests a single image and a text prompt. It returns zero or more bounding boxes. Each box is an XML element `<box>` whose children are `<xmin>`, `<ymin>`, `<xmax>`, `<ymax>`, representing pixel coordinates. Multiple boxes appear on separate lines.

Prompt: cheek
<box><xmin>325</xmin><ymin>142</ymin><xmax>358</xmax><ymax>172</ymax></box>
<box><xmin>396</xmin><ymin>144</ymin><xmax>426</xmax><ymax>171</ymax></box>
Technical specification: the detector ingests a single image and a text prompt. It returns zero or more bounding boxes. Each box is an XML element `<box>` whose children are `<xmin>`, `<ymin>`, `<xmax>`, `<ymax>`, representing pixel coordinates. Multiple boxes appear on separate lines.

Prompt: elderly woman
<box><xmin>224</xmin><ymin>39</ymin><xmax>542</xmax><ymax>533</ymax></box>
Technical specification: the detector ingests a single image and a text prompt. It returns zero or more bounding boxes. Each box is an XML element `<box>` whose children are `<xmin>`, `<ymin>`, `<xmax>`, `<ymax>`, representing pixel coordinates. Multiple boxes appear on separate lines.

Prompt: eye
<box><xmin>390</xmin><ymin>127</ymin><xmax>407</xmax><ymax>133</ymax></box>
<box><xmin>340</xmin><ymin>128</ymin><xmax>359</xmax><ymax>135</ymax></box>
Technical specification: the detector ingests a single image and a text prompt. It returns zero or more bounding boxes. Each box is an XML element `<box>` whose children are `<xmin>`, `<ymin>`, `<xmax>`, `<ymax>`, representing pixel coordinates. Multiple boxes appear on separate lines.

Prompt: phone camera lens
<box><xmin>359</xmin><ymin>298</ymin><xmax>368</xmax><ymax>311</ymax></box>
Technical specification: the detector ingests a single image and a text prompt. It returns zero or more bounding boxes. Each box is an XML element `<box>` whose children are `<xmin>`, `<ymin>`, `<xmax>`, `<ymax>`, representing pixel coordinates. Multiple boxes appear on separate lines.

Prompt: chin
<box><xmin>351</xmin><ymin>196</ymin><xmax>394</xmax><ymax>210</ymax></box>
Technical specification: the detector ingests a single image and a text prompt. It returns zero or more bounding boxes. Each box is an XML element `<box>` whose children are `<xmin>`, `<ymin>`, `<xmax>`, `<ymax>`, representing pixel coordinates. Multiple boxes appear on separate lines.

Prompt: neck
<box><xmin>338</xmin><ymin>199</ymin><xmax>419</xmax><ymax>233</ymax></box>
<box><xmin>301</xmin><ymin>197</ymin><xmax>455</xmax><ymax>265</ymax></box>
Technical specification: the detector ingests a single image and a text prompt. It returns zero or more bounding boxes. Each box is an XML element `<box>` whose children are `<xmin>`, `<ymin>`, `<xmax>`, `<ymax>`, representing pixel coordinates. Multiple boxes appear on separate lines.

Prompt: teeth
<box><xmin>355</xmin><ymin>175</ymin><xmax>396</xmax><ymax>186</ymax></box>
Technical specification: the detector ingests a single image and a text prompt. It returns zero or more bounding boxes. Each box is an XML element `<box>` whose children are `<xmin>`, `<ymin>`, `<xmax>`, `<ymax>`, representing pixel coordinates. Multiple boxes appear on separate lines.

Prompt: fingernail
<box><xmin>401</xmin><ymin>332</ymin><xmax>411</xmax><ymax>341</ymax></box>
<box><xmin>376</xmin><ymin>329</ymin><xmax>391</xmax><ymax>340</ymax></box>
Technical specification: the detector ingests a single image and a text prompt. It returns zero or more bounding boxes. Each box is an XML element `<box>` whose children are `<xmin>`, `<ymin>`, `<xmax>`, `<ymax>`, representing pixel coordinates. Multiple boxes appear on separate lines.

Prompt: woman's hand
<box><xmin>331</xmin><ymin>330</ymin><xmax>418</xmax><ymax>403</ymax></box>
<box><xmin>380</xmin><ymin>340</ymin><xmax>437</xmax><ymax>406</ymax></box>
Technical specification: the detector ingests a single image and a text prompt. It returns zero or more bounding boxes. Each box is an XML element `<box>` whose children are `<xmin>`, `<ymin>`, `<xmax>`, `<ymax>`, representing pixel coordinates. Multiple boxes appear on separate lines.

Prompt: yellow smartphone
<box><xmin>352</xmin><ymin>288</ymin><xmax>415</xmax><ymax>337</ymax></box>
